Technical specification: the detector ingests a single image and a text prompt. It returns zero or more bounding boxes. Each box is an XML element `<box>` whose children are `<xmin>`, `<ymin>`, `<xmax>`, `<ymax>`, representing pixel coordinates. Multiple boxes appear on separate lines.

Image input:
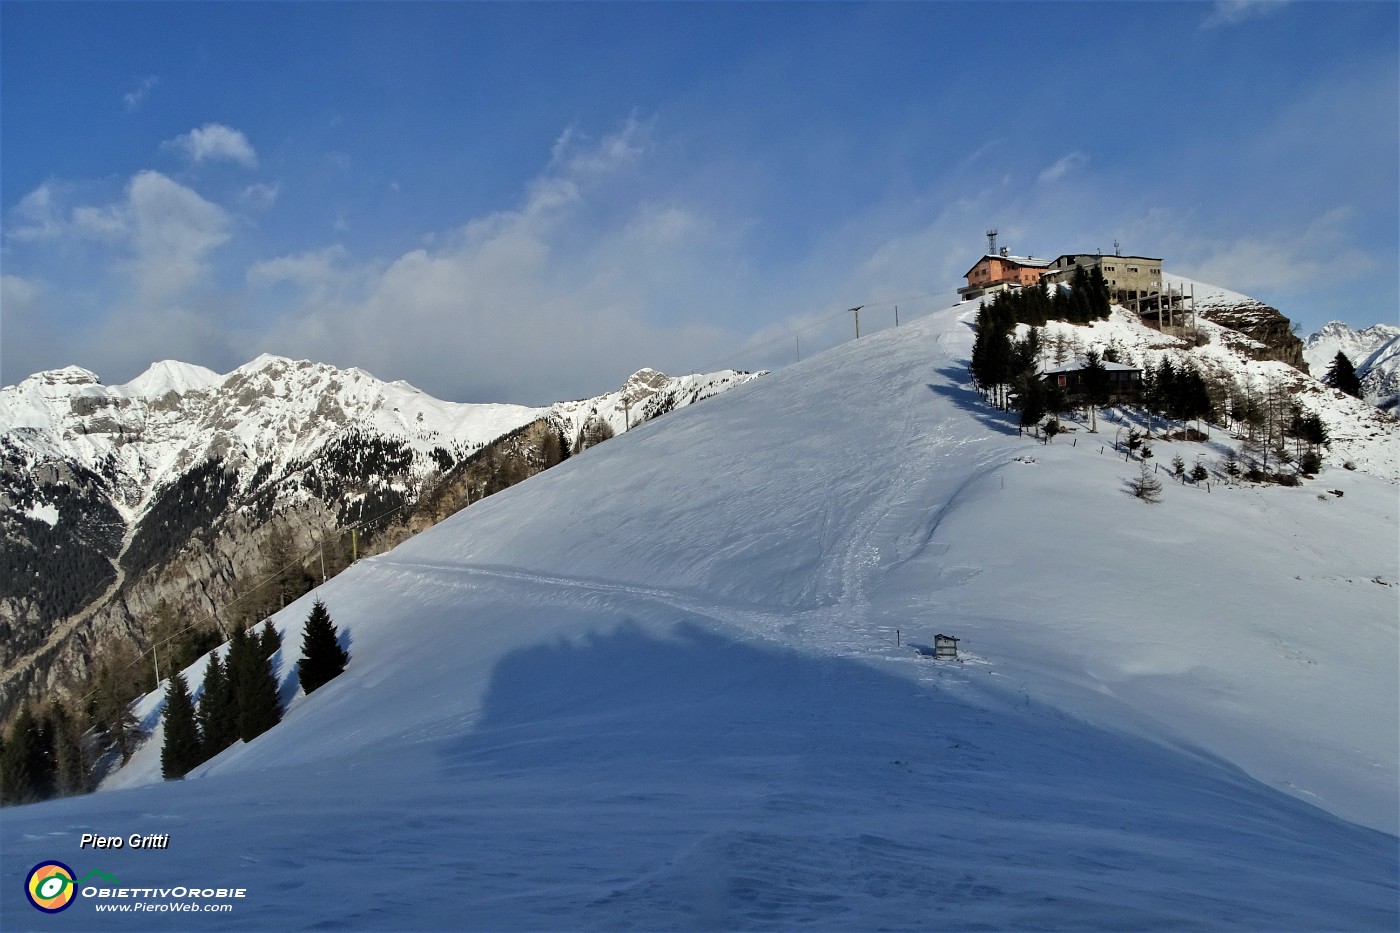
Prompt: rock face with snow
<box><xmin>1182</xmin><ymin>280</ymin><xmax>1308</xmax><ymax>370</ymax></box>
<box><xmin>0</xmin><ymin>358</ymin><xmax>760</xmax><ymax>714</ymax></box>
<box><xmin>1305</xmin><ymin>321</ymin><xmax>1400</xmax><ymax>409</ymax></box>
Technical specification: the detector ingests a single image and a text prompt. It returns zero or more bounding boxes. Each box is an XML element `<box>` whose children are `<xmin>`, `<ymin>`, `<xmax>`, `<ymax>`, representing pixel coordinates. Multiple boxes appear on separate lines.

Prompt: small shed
<box><xmin>934</xmin><ymin>634</ymin><xmax>960</xmax><ymax>660</ymax></box>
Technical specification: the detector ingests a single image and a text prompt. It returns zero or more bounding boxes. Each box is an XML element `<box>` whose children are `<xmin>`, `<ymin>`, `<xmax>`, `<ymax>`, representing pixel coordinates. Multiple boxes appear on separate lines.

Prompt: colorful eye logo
<box><xmin>26</xmin><ymin>861</ymin><xmax>77</xmax><ymax>913</ymax></box>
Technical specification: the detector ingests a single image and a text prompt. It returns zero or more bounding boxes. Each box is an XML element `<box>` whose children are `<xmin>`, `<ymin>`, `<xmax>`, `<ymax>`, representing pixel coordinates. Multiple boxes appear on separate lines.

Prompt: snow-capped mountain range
<box><xmin>0</xmin><ymin>357</ymin><xmax>759</xmax><ymax>711</ymax></box>
<box><xmin>1303</xmin><ymin>320</ymin><xmax>1400</xmax><ymax>409</ymax></box>
<box><xmin>4</xmin><ymin>293</ymin><xmax>1393</xmax><ymax>930</ymax></box>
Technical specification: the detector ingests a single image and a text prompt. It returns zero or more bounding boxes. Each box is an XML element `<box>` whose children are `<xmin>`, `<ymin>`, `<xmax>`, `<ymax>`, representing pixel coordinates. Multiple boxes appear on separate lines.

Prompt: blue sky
<box><xmin>3</xmin><ymin>1</ymin><xmax>1396</xmax><ymax>404</ymax></box>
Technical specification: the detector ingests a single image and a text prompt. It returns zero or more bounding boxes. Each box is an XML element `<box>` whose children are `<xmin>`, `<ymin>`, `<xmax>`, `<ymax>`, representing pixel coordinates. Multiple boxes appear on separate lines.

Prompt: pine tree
<box><xmin>1324</xmin><ymin>352</ymin><xmax>1363</xmax><ymax>398</ymax></box>
<box><xmin>298</xmin><ymin>599</ymin><xmax>349</xmax><ymax>695</ymax></box>
<box><xmin>1016</xmin><ymin>375</ymin><xmax>1048</xmax><ymax>435</ymax></box>
<box><xmin>1223</xmin><ymin>448</ymin><xmax>1242</xmax><ymax>482</ymax></box>
<box><xmin>1081</xmin><ymin>349</ymin><xmax>1109</xmax><ymax>431</ymax></box>
<box><xmin>258</xmin><ymin>620</ymin><xmax>282</xmax><ymax>661</ymax></box>
<box><xmin>49</xmin><ymin>704</ymin><xmax>88</xmax><ymax>796</ymax></box>
<box><xmin>230</xmin><ymin>627</ymin><xmax>281</xmax><ymax>743</ymax></box>
<box><xmin>196</xmin><ymin>654</ymin><xmax>236</xmax><ymax>760</ymax></box>
<box><xmin>160</xmin><ymin>671</ymin><xmax>202</xmax><ymax>780</ymax></box>
<box><xmin>0</xmin><ymin>706</ymin><xmax>41</xmax><ymax>804</ymax></box>
<box><xmin>1129</xmin><ymin>460</ymin><xmax>1163</xmax><ymax>503</ymax></box>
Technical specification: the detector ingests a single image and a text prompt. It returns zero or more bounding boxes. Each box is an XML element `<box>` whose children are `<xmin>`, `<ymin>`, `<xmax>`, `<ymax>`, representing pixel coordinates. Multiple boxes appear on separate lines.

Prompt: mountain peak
<box><xmin>120</xmin><ymin>360</ymin><xmax>222</xmax><ymax>397</ymax></box>
<box><xmin>17</xmin><ymin>365</ymin><xmax>103</xmax><ymax>389</ymax></box>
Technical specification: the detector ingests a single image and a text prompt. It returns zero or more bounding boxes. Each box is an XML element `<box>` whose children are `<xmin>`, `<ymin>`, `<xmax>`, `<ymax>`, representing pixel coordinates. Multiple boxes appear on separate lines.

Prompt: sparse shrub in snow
<box><xmin>1171</xmin><ymin>454</ymin><xmax>1185</xmax><ymax>477</ymax></box>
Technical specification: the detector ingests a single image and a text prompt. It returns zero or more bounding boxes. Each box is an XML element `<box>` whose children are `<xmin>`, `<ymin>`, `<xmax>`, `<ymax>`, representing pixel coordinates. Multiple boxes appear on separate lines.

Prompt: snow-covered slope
<box><xmin>4</xmin><ymin>304</ymin><xmax>1394</xmax><ymax>930</ymax></box>
<box><xmin>1305</xmin><ymin>320</ymin><xmax>1400</xmax><ymax>408</ymax></box>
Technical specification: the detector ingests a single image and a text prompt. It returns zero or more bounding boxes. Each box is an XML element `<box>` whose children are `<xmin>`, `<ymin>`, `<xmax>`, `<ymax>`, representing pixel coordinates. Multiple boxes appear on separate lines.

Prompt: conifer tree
<box><xmin>160</xmin><ymin>671</ymin><xmax>202</xmax><ymax>780</ymax></box>
<box><xmin>1129</xmin><ymin>460</ymin><xmax>1163</xmax><ymax>503</ymax></box>
<box><xmin>298</xmin><ymin>599</ymin><xmax>349</xmax><ymax>695</ymax></box>
<box><xmin>1324</xmin><ymin>352</ymin><xmax>1363</xmax><ymax>398</ymax></box>
<box><xmin>1081</xmin><ymin>349</ymin><xmax>1109</xmax><ymax>431</ymax></box>
<box><xmin>258</xmin><ymin>620</ymin><xmax>282</xmax><ymax>661</ymax></box>
<box><xmin>196</xmin><ymin>654</ymin><xmax>236</xmax><ymax>759</ymax></box>
<box><xmin>230</xmin><ymin>626</ymin><xmax>281</xmax><ymax>743</ymax></box>
<box><xmin>49</xmin><ymin>704</ymin><xmax>88</xmax><ymax>796</ymax></box>
<box><xmin>0</xmin><ymin>706</ymin><xmax>41</xmax><ymax>804</ymax></box>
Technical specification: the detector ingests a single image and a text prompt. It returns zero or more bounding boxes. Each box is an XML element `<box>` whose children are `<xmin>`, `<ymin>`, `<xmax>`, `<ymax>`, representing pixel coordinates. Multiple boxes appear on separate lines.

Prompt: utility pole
<box><xmin>319</xmin><ymin>544</ymin><xmax>326</xmax><ymax>585</ymax></box>
<box><xmin>895</xmin><ymin>305</ymin><xmax>899</xmax><ymax>327</ymax></box>
<box><xmin>849</xmin><ymin>306</ymin><xmax>864</xmax><ymax>339</ymax></box>
<box><xmin>351</xmin><ymin>528</ymin><xmax>358</xmax><ymax>563</ymax></box>
<box><xmin>623</xmin><ymin>398</ymin><xmax>631</xmax><ymax>432</ymax></box>
<box><xmin>796</xmin><ymin>335</ymin><xmax>800</xmax><ymax>362</ymax></box>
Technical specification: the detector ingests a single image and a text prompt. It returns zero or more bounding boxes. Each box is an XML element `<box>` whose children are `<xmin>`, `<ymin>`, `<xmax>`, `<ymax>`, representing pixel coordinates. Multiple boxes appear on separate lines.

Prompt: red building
<box><xmin>958</xmin><ymin>248</ymin><xmax>1051</xmax><ymax>302</ymax></box>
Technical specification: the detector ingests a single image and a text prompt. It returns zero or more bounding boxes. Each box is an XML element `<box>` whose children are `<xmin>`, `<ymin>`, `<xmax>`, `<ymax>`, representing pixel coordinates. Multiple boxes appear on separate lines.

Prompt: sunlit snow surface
<box><xmin>4</xmin><ymin>305</ymin><xmax>1396</xmax><ymax>931</ymax></box>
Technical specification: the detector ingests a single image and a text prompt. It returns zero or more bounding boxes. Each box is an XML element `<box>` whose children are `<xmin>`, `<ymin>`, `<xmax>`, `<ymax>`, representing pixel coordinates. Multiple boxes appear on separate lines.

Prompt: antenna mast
<box><xmin>986</xmin><ymin>228</ymin><xmax>998</xmax><ymax>256</ymax></box>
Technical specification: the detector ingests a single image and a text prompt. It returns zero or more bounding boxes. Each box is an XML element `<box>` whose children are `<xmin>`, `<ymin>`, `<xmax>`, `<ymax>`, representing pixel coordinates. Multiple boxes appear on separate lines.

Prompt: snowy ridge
<box><xmin>10</xmin><ymin>300</ymin><xmax>1393</xmax><ymax>930</ymax></box>
<box><xmin>0</xmin><ymin>356</ymin><xmax>757</xmax><ymax>525</ymax></box>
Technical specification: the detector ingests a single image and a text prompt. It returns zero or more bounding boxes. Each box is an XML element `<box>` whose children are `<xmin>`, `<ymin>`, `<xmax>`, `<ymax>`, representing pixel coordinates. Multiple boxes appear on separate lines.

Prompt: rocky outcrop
<box><xmin>1198</xmin><ymin>301</ymin><xmax>1307</xmax><ymax>371</ymax></box>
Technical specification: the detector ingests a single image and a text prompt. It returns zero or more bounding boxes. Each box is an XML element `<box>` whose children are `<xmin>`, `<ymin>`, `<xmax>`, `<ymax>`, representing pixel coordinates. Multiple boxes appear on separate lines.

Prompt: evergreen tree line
<box><xmin>0</xmin><ymin>702</ymin><xmax>89</xmax><ymax>805</ymax></box>
<box><xmin>1141</xmin><ymin>358</ymin><xmax>1214</xmax><ymax>430</ymax></box>
<box><xmin>163</xmin><ymin>600</ymin><xmax>348</xmax><ymax>780</ymax></box>
<box><xmin>978</xmin><ymin>266</ymin><xmax>1112</xmax><ymax>329</ymax></box>
<box><xmin>971</xmin><ymin>307</ymin><xmax>1055</xmax><ymax>412</ymax></box>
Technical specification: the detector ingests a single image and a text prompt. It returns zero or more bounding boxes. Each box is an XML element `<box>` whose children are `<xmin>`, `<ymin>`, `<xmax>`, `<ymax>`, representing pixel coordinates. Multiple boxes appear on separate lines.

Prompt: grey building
<box><xmin>1043</xmin><ymin>252</ymin><xmax>1162</xmax><ymax>304</ymax></box>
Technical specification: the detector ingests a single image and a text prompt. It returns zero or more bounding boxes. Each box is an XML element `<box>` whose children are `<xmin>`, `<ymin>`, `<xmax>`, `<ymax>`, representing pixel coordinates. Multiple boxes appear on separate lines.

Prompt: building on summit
<box><xmin>957</xmin><ymin>230</ymin><xmax>1052</xmax><ymax>303</ymax></box>
<box><xmin>1041</xmin><ymin>246</ymin><xmax>1162</xmax><ymax>305</ymax></box>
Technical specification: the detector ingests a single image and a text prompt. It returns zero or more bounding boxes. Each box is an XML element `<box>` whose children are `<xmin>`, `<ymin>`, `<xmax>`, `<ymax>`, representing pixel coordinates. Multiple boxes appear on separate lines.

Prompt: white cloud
<box><xmin>255</xmin><ymin>119</ymin><xmax>745</xmax><ymax>403</ymax></box>
<box><xmin>247</xmin><ymin>245</ymin><xmax>347</xmax><ymax>293</ymax></box>
<box><xmin>1176</xmin><ymin>207</ymin><xmax>1377</xmax><ymax>293</ymax></box>
<box><xmin>7</xmin><ymin>184</ymin><xmax>64</xmax><ymax>241</ymax></box>
<box><xmin>1037</xmin><ymin>152</ymin><xmax>1087</xmax><ymax>186</ymax></box>
<box><xmin>239</xmin><ymin>183</ymin><xmax>280</xmax><ymax>211</ymax></box>
<box><xmin>122</xmin><ymin>76</ymin><xmax>158</xmax><ymax>112</ymax></box>
<box><xmin>124</xmin><ymin>171</ymin><xmax>232</xmax><ymax>303</ymax></box>
<box><xmin>165</xmin><ymin>123</ymin><xmax>259</xmax><ymax>168</ymax></box>
<box><xmin>548</xmin><ymin>114</ymin><xmax>647</xmax><ymax>177</ymax></box>
<box><xmin>1202</xmin><ymin>0</ymin><xmax>1289</xmax><ymax>29</ymax></box>
<box><xmin>72</xmin><ymin>205</ymin><xmax>128</xmax><ymax>241</ymax></box>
